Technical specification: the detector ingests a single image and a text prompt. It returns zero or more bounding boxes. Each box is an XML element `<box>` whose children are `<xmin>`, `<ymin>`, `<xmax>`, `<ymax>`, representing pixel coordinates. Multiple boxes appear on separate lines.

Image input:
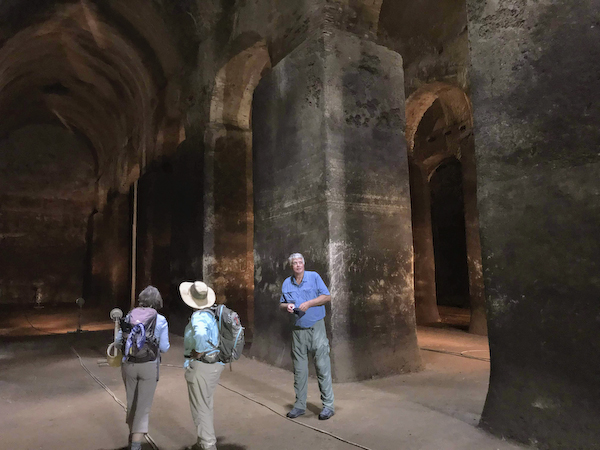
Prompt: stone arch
<box><xmin>204</xmin><ymin>40</ymin><xmax>272</xmax><ymax>337</ymax></box>
<box><xmin>406</xmin><ymin>82</ymin><xmax>473</xmax><ymax>153</ymax></box>
<box><xmin>210</xmin><ymin>41</ymin><xmax>272</xmax><ymax>130</ymax></box>
<box><xmin>405</xmin><ymin>82</ymin><xmax>486</xmax><ymax>335</ymax></box>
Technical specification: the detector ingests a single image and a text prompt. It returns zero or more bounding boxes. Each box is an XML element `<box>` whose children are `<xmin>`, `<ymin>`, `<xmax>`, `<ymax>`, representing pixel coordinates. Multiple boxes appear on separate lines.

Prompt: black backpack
<box><xmin>120</xmin><ymin>307</ymin><xmax>159</xmax><ymax>363</ymax></box>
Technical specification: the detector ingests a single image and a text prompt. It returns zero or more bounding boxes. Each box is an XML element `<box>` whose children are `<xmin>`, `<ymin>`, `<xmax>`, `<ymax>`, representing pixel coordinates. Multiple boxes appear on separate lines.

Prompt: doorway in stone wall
<box><xmin>406</xmin><ymin>83</ymin><xmax>486</xmax><ymax>335</ymax></box>
<box><xmin>429</xmin><ymin>156</ymin><xmax>470</xmax><ymax>330</ymax></box>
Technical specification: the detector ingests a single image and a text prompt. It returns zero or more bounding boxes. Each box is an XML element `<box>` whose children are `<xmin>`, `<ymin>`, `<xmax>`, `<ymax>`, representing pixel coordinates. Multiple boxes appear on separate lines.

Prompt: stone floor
<box><xmin>0</xmin><ymin>311</ymin><xmax>528</xmax><ymax>450</ymax></box>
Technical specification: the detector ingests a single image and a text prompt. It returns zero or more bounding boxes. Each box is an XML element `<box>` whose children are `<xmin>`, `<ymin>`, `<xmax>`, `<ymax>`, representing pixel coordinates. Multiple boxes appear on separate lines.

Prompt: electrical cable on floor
<box><xmin>217</xmin><ymin>381</ymin><xmax>373</xmax><ymax>450</ymax></box>
<box><xmin>28</xmin><ymin>319</ymin><xmax>484</xmax><ymax>448</ymax></box>
<box><xmin>80</xmin><ymin>347</ymin><xmax>487</xmax><ymax>450</ymax></box>
<box><xmin>160</xmin><ymin>363</ymin><xmax>373</xmax><ymax>450</ymax></box>
<box><xmin>419</xmin><ymin>347</ymin><xmax>490</xmax><ymax>362</ymax></box>
<box><xmin>71</xmin><ymin>347</ymin><xmax>159</xmax><ymax>450</ymax></box>
<box><xmin>23</xmin><ymin>310</ymin><xmax>64</xmax><ymax>336</ymax></box>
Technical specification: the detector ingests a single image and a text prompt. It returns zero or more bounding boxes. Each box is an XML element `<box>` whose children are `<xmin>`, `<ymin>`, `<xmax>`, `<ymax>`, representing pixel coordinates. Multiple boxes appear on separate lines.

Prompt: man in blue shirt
<box><xmin>280</xmin><ymin>253</ymin><xmax>335</xmax><ymax>420</ymax></box>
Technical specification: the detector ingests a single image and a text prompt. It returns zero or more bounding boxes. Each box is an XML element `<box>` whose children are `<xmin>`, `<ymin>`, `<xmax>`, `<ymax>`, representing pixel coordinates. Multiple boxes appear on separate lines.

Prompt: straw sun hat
<box><xmin>179</xmin><ymin>281</ymin><xmax>216</xmax><ymax>310</ymax></box>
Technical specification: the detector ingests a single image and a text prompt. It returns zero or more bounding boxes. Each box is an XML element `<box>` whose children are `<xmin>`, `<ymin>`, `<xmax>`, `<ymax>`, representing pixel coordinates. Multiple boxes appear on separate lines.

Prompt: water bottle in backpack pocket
<box><xmin>121</xmin><ymin>307</ymin><xmax>159</xmax><ymax>363</ymax></box>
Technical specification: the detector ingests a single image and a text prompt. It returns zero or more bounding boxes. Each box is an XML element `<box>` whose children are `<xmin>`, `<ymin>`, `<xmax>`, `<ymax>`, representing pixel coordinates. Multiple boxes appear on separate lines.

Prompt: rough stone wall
<box><xmin>377</xmin><ymin>0</ymin><xmax>470</xmax><ymax>95</ymax></box>
<box><xmin>467</xmin><ymin>0</ymin><xmax>600</xmax><ymax>446</ymax></box>
<box><xmin>0</xmin><ymin>125</ymin><xmax>96</xmax><ymax>305</ymax></box>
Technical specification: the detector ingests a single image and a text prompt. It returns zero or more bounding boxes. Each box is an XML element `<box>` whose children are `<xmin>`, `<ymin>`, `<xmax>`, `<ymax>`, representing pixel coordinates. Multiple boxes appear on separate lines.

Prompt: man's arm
<box><xmin>280</xmin><ymin>283</ymin><xmax>296</xmax><ymax>313</ymax></box>
<box><xmin>297</xmin><ymin>294</ymin><xmax>330</xmax><ymax>312</ymax></box>
<box><xmin>280</xmin><ymin>302</ymin><xmax>295</xmax><ymax>313</ymax></box>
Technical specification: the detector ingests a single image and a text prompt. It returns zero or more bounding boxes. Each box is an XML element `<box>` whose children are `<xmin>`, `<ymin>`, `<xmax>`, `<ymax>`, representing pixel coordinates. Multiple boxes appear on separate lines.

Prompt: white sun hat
<box><xmin>179</xmin><ymin>281</ymin><xmax>216</xmax><ymax>310</ymax></box>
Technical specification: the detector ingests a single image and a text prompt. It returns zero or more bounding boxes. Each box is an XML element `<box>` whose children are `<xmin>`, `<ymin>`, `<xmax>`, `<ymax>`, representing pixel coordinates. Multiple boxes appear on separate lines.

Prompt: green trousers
<box><xmin>291</xmin><ymin>319</ymin><xmax>334</xmax><ymax>410</ymax></box>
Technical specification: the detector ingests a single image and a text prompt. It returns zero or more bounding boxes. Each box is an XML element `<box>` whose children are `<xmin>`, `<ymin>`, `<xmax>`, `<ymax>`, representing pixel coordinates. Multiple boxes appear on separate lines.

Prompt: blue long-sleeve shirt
<box><xmin>183</xmin><ymin>310</ymin><xmax>221</xmax><ymax>368</ymax></box>
<box><xmin>280</xmin><ymin>271</ymin><xmax>330</xmax><ymax>328</ymax></box>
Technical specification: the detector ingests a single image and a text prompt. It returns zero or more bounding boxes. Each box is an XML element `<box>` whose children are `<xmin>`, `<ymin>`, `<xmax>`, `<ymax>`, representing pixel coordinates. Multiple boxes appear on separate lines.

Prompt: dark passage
<box><xmin>429</xmin><ymin>157</ymin><xmax>470</xmax><ymax>310</ymax></box>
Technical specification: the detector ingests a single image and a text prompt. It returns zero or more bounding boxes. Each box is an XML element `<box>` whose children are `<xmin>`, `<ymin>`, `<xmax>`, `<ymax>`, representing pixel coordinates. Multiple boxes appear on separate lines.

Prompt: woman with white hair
<box><xmin>118</xmin><ymin>285</ymin><xmax>170</xmax><ymax>450</ymax></box>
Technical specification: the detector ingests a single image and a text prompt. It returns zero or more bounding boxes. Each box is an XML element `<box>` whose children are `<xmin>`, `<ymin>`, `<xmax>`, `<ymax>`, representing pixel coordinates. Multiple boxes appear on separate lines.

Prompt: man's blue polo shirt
<box><xmin>280</xmin><ymin>270</ymin><xmax>330</xmax><ymax>328</ymax></box>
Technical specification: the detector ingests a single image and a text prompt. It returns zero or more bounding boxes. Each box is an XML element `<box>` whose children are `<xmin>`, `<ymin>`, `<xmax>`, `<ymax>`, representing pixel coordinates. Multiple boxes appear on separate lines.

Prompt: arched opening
<box><xmin>430</xmin><ymin>157</ymin><xmax>470</xmax><ymax>324</ymax></box>
<box><xmin>406</xmin><ymin>83</ymin><xmax>486</xmax><ymax>335</ymax></box>
<box><xmin>205</xmin><ymin>40</ymin><xmax>271</xmax><ymax>340</ymax></box>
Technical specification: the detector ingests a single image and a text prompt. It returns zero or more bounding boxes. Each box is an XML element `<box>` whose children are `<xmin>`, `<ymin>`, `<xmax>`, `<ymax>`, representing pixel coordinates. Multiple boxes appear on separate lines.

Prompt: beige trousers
<box><xmin>185</xmin><ymin>360</ymin><xmax>225</xmax><ymax>449</ymax></box>
<box><xmin>121</xmin><ymin>360</ymin><xmax>159</xmax><ymax>434</ymax></box>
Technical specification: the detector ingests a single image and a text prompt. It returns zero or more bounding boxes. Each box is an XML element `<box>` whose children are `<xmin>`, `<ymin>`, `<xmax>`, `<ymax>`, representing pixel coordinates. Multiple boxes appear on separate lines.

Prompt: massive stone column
<box><xmin>251</xmin><ymin>29</ymin><xmax>422</xmax><ymax>382</ymax></box>
<box><xmin>168</xmin><ymin>139</ymin><xmax>205</xmax><ymax>333</ymax></box>
<box><xmin>467</xmin><ymin>0</ymin><xmax>600</xmax><ymax>446</ymax></box>
<box><xmin>408</xmin><ymin>159</ymin><xmax>440</xmax><ymax>325</ymax></box>
<box><xmin>203</xmin><ymin>124</ymin><xmax>254</xmax><ymax>334</ymax></box>
<box><xmin>458</xmin><ymin>134</ymin><xmax>486</xmax><ymax>336</ymax></box>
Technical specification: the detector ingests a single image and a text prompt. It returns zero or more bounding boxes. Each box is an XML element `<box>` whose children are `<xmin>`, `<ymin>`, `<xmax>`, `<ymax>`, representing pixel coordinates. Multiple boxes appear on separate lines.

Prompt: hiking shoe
<box><xmin>184</xmin><ymin>444</ymin><xmax>203</xmax><ymax>450</ymax></box>
<box><xmin>286</xmin><ymin>407</ymin><xmax>305</xmax><ymax>418</ymax></box>
<box><xmin>318</xmin><ymin>407</ymin><xmax>335</xmax><ymax>420</ymax></box>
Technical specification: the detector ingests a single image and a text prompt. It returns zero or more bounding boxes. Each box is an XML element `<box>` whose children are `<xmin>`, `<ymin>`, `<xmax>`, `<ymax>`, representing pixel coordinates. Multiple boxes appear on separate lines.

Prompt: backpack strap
<box><xmin>218</xmin><ymin>304</ymin><xmax>224</xmax><ymax>330</ymax></box>
<box><xmin>194</xmin><ymin>309</ymin><xmax>220</xmax><ymax>355</ymax></box>
<box><xmin>123</xmin><ymin>323</ymin><xmax>146</xmax><ymax>361</ymax></box>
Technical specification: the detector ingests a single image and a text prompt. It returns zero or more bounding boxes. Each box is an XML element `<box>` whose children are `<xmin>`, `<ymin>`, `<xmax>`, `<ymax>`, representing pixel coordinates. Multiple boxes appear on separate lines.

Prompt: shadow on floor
<box><xmin>215</xmin><ymin>435</ymin><xmax>248</xmax><ymax>450</ymax></box>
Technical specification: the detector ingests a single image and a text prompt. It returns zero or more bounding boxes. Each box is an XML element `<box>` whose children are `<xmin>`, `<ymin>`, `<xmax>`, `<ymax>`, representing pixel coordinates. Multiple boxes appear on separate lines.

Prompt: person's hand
<box><xmin>298</xmin><ymin>301</ymin><xmax>311</xmax><ymax>312</ymax></box>
<box><xmin>286</xmin><ymin>303</ymin><xmax>295</xmax><ymax>314</ymax></box>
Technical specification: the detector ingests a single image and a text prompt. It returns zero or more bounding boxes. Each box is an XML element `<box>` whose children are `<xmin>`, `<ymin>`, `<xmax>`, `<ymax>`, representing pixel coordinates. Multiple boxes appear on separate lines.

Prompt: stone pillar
<box><xmin>252</xmin><ymin>29</ymin><xmax>422</xmax><ymax>381</ymax></box>
<box><xmin>203</xmin><ymin>124</ymin><xmax>254</xmax><ymax>335</ymax></box>
<box><xmin>468</xmin><ymin>0</ymin><xmax>600</xmax><ymax>446</ymax></box>
<box><xmin>409</xmin><ymin>160</ymin><xmax>440</xmax><ymax>324</ymax></box>
<box><xmin>459</xmin><ymin>134</ymin><xmax>486</xmax><ymax>335</ymax></box>
<box><xmin>90</xmin><ymin>191</ymin><xmax>132</xmax><ymax>312</ymax></box>
<box><xmin>168</xmin><ymin>139</ymin><xmax>205</xmax><ymax>334</ymax></box>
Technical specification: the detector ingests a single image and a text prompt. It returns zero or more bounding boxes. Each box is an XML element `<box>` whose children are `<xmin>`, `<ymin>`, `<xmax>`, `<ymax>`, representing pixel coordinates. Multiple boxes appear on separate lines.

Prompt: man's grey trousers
<box><xmin>291</xmin><ymin>319</ymin><xmax>334</xmax><ymax>410</ymax></box>
<box><xmin>185</xmin><ymin>360</ymin><xmax>225</xmax><ymax>450</ymax></box>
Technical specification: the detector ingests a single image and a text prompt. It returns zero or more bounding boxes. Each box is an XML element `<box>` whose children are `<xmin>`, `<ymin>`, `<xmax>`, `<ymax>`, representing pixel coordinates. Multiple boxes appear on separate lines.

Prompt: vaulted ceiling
<box><xmin>0</xmin><ymin>0</ymin><xmax>184</xmax><ymax>194</ymax></box>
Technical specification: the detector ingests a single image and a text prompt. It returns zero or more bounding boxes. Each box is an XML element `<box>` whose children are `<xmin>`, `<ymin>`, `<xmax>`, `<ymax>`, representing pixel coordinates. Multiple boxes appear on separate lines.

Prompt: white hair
<box><xmin>288</xmin><ymin>253</ymin><xmax>305</xmax><ymax>267</ymax></box>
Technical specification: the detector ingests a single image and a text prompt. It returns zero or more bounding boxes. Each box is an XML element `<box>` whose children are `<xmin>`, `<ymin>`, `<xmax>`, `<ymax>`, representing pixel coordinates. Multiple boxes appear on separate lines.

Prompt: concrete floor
<box><xmin>0</xmin><ymin>314</ymin><xmax>528</xmax><ymax>450</ymax></box>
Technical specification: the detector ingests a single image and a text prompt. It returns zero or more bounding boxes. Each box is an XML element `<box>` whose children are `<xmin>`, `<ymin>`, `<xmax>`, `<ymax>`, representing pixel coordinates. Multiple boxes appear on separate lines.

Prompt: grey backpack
<box><xmin>210</xmin><ymin>304</ymin><xmax>245</xmax><ymax>364</ymax></box>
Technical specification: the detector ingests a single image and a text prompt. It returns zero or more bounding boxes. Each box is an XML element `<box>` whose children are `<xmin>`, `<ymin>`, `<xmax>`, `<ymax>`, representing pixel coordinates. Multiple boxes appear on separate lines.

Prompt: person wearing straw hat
<box><xmin>180</xmin><ymin>281</ymin><xmax>224</xmax><ymax>450</ymax></box>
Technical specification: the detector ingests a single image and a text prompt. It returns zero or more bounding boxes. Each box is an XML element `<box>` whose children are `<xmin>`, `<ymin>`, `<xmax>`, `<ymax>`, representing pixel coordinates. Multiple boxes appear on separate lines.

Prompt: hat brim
<box><xmin>179</xmin><ymin>282</ymin><xmax>216</xmax><ymax>309</ymax></box>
